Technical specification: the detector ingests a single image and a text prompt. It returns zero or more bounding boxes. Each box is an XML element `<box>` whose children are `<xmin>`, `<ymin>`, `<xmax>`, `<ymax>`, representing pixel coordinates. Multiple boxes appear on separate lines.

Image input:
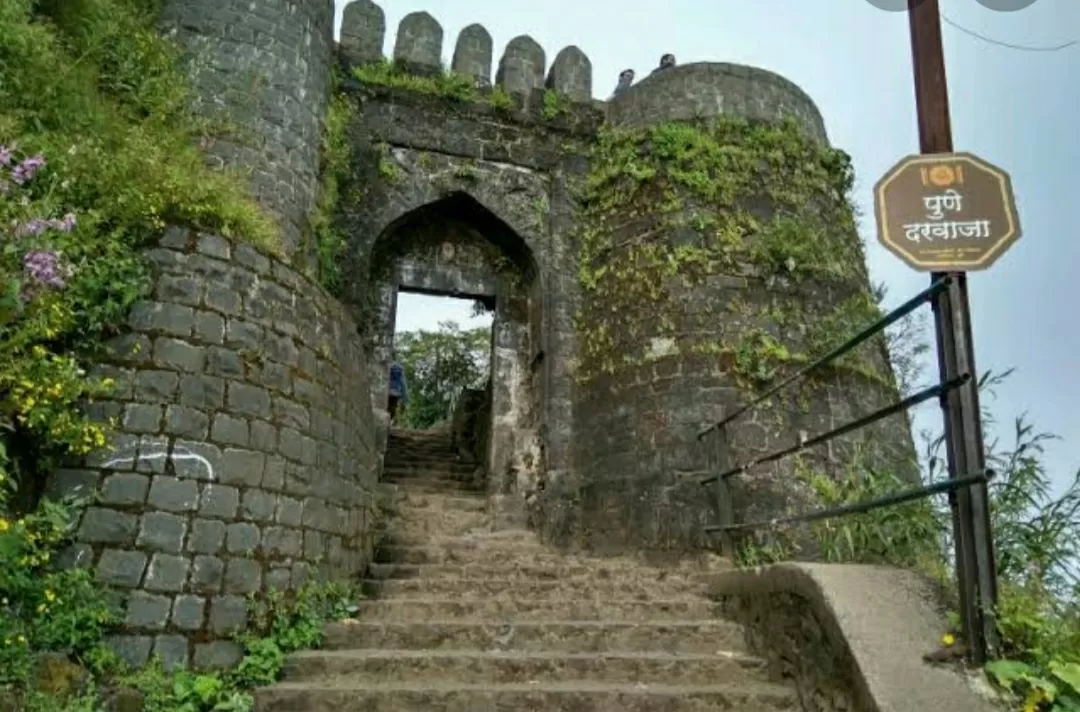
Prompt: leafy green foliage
<box><xmin>352</xmin><ymin>59</ymin><xmax>479</xmax><ymax>102</ymax></box>
<box><xmin>0</xmin><ymin>478</ymin><xmax>122</xmax><ymax>690</ymax></box>
<box><xmin>309</xmin><ymin>89</ymin><xmax>355</xmax><ymax>295</ymax></box>
<box><xmin>0</xmin><ymin>0</ymin><xmax>279</xmax><ymax>499</ymax></box>
<box><xmin>395</xmin><ymin>320</ymin><xmax>491</xmax><ymax>430</ymax></box>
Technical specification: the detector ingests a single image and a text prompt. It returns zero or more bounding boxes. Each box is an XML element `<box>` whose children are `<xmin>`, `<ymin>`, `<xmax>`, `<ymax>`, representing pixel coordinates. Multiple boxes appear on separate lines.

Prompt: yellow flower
<box><xmin>16</xmin><ymin>635</ymin><xmax>25</xmax><ymax>644</ymax></box>
<box><xmin>44</xmin><ymin>590</ymin><xmax>55</xmax><ymax>603</ymax></box>
<box><xmin>36</xmin><ymin>603</ymin><xmax>46</xmax><ymax>614</ymax></box>
<box><xmin>941</xmin><ymin>632</ymin><xmax>956</xmax><ymax>647</ymax></box>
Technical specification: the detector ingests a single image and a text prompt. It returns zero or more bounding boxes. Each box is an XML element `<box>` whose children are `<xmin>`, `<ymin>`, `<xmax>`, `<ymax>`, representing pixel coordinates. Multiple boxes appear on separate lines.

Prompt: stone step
<box><xmin>383</xmin><ymin>463</ymin><xmax>478</xmax><ymax>478</ymax></box>
<box><xmin>255</xmin><ymin>680</ymin><xmax>796</xmax><ymax>712</ymax></box>
<box><xmin>360</xmin><ymin>578</ymin><xmax>704</xmax><ymax>600</ymax></box>
<box><xmin>320</xmin><ymin>619</ymin><xmax>750</xmax><ymax>654</ymax></box>
<box><xmin>367</xmin><ymin>561</ymin><xmax>708</xmax><ymax>583</ymax></box>
<box><xmin>376</xmin><ymin>529</ymin><xmax>538</xmax><ymax>548</ymax></box>
<box><xmin>381</xmin><ymin>478</ymin><xmax>483</xmax><ymax>495</ymax></box>
<box><xmin>281</xmin><ymin>648</ymin><xmax>768</xmax><ymax>686</ymax></box>
<box><xmin>369</xmin><ymin>546</ymin><xmax>722</xmax><ymax>574</ymax></box>
<box><xmin>350</xmin><ymin>598</ymin><xmax>723</xmax><ymax>622</ymax></box>
<box><xmin>390</xmin><ymin>514</ymin><xmax>492</xmax><ymax>539</ymax></box>
<box><xmin>391</xmin><ymin>492</ymin><xmax>486</xmax><ymax>512</ymax></box>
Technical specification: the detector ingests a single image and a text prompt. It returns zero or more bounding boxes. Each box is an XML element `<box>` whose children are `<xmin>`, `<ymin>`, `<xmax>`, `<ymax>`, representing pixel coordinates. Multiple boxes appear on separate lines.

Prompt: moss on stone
<box><xmin>572</xmin><ymin>117</ymin><xmax>882</xmax><ymax>389</ymax></box>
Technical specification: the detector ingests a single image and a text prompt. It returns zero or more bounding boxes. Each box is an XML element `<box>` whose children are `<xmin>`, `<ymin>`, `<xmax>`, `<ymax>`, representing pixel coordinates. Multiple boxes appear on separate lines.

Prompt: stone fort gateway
<box><xmin>39</xmin><ymin>1</ymin><xmax>995</xmax><ymax>706</ymax></box>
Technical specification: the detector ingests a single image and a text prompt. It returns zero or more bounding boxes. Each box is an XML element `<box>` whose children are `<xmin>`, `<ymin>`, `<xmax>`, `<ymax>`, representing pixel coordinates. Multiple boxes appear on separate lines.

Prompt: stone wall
<box><xmin>158</xmin><ymin>0</ymin><xmax>335</xmax><ymax>259</ymax></box>
<box><xmin>716</xmin><ymin>585</ymin><xmax>868</xmax><ymax>712</ymax></box>
<box><xmin>48</xmin><ymin>227</ymin><xmax>378</xmax><ymax>670</ymax></box>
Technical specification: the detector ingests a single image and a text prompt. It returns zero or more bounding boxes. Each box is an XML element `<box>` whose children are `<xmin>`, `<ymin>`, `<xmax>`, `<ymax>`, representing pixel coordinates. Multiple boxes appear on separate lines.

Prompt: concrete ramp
<box><xmin>705</xmin><ymin>563</ymin><xmax>1002</xmax><ymax>712</ymax></box>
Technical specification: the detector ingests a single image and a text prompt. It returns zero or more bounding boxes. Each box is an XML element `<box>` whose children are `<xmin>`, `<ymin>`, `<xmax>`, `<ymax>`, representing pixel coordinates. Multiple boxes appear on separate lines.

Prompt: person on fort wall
<box><xmin>651</xmin><ymin>53</ymin><xmax>676</xmax><ymax>75</ymax></box>
<box><xmin>607</xmin><ymin>55</ymin><xmax>675</xmax><ymax>100</ymax></box>
<box><xmin>388</xmin><ymin>352</ymin><xmax>407</xmax><ymax>425</ymax></box>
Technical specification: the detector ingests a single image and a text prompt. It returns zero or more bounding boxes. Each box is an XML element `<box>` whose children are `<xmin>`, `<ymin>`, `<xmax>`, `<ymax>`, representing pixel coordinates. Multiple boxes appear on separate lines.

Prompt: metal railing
<box><xmin>696</xmin><ymin>274</ymin><xmax>999</xmax><ymax>663</ymax></box>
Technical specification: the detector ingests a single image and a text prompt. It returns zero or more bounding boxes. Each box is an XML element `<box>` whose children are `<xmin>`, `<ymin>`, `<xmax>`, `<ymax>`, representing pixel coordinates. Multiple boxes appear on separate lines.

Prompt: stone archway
<box><xmin>364</xmin><ymin>192</ymin><xmax>545</xmax><ymax>522</ymax></box>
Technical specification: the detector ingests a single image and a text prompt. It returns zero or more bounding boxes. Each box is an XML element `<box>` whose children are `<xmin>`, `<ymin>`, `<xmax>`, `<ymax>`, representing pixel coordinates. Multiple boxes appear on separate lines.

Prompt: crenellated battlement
<box><xmin>339</xmin><ymin>0</ymin><xmax>593</xmax><ymax>101</ymax></box>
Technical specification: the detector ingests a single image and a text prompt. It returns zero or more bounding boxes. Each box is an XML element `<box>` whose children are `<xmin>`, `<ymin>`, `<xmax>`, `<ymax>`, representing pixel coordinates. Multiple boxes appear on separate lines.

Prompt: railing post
<box><xmin>705</xmin><ymin>423</ymin><xmax>736</xmax><ymax>557</ymax></box>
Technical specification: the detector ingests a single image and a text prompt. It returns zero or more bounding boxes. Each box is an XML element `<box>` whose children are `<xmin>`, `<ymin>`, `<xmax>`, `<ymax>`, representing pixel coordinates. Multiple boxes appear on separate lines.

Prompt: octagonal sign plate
<box><xmin>873</xmin><ymin>152</ymin><xmax>1022</xmax><ymax>272</ymax></box>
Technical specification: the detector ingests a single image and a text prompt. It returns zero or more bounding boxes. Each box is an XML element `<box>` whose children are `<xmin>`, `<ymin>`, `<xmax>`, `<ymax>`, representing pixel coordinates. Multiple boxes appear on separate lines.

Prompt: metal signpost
<box><xmin>872</xmin><ymin>0</ymin><xmax>1024</xmax><ymax>664</ymax></box>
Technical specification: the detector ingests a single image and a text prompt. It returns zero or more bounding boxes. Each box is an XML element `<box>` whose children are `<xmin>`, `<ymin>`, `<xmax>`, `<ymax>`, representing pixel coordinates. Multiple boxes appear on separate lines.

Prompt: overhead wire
<box><xmin>940</xmin><ymin>11</ymin><xmax>1076</xmax><ymax>52</ymax></box>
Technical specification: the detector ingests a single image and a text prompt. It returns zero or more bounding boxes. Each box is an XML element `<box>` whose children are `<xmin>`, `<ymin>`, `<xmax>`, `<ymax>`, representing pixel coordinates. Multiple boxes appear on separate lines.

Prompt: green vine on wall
<box><xmin>571</xmin><ymin>117</ymin><xmax>879</xmax><ymax>388</ymax></box>
<box><xmin>351</xmin><ymin>60</ymin><xmax>570</xmax><ymax>121</ymax></box>
<box><xmin>310</xmin><ymin>87</ymin><xmax>356</xmax><ymax>296</ymax></box>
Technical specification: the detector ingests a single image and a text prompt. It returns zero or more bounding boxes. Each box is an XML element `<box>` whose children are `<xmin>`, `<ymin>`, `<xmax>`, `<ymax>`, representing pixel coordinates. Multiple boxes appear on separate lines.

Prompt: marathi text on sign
<box><xmin>873</xmin><ymin>152</ymin><xmax>1022</xmax><ymax>272</ymax></box>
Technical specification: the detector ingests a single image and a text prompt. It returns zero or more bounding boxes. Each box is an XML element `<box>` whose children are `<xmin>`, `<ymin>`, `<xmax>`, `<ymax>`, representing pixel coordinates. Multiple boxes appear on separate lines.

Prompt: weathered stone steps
<box><xmin>366</xmin><ymin>562</ymin><xmax>696</xmax><ymax>580</ymax></box>
<box><xmin>320</xmin><ymin>619</ymin><xmax>750</xmax><ymax>654</ymax></box>
<box><xmin>371</xmin><ymin>543</ymin><xmax>720</xmax><ymax>569</ymax></box>
<box><xmin>280</xmin><ymin>648</ymin><xmax>769</xmax><ymax>686</ymax></box>
<box><xmin>254</xmin><ymin>680</ymin><xmax>797</xmax><ymax>712</ymax></box>
<box><xmin>390</xmin><ymin>492</ymin><xmax>486</xmax><ymax>512</ymax></box>
<box><xmin>381</xmin><ymin>477</ymin><xmax>481</xmax><ymax>495</ymax></box>
<box><xmin>350</xmin><ymin>598</ymin><xmax>724</xmax><ymax>621</ymax></box>
<box><xmin>255</xmin><ymin>428</ymin><xmax>795</xmax><ymax>712</ymax></box>
<box><xmin>360</xmin><ymin>577</ymin><xmax>706</xmax><ymax>599</ymax></box>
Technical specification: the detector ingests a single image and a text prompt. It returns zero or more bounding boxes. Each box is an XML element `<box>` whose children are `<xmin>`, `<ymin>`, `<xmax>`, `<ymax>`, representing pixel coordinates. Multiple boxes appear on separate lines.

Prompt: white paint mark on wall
<box><xmin>101</xmin><ymin>444</ymin><xmax>216</xmax><ymax>481</ymax></box>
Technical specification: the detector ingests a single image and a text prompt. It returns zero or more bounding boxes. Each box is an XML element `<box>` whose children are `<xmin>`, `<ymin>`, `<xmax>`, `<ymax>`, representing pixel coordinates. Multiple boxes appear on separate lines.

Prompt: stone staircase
<box><xmin>255</xmin><ymin>429</ymin><xmax>799</xmax><ymax>711</ymax></box>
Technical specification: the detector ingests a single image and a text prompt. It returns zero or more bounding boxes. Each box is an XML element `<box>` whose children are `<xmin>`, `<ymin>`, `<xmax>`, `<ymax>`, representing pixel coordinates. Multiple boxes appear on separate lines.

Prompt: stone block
<box><xmin>122</xmin><ymin>403</ymin><xmax>163</xmax><ymax>434</ymax></box>
<box><xmin>275</xmin><ymin>497</ymin><xmax>303</xmax><ymax>527</ymax></box>
<box><xmin>227</xmin><ymin>382</ymin><xmax>272</xmax><ymax>419</ymax></box>
<box><xmin>179</xmin><ymin>374</ymin><xmax>225</xmax><ymax>410</ymax></box>
<box><xmin>188</xmin><ymin>519</ymin><xmax>226</xmax><ymax>555</ymax></box>
<box><xmin>224</xmin><ymin>558</ymin><xmax>262</xmax><ymax>594</ymax></box>
<box><xmin>95</xmin><ymin>549</ymin><xmax>148</xmax><ymax>588</ymax></box>
<box><xmin>194</xmin><ymin>310</ymin><xmax>226</xmax><ymax>345</ymax></box>
<box><xmin>147</xmin><ymin>476</ymin><xmax>199</xmax><ymax>513</ymax></box>
<box><xmin>100</xmin><ymin>473</ymin><xmax>150</xmax><ymax>507</ymax></box>
<box><xmin>262</xmin><ymin>526</ymin><xmax>302</xmax><ymax>559</ymax></box>
<box><xmin>79</xmin><ymin>508</ymin><xmax>138</xmax><ymax>545</ymax></box>
<box><xmin>220</xmin><ymin>448</ymin><xmax>265</xmax><ymax>487</ymax></box>
<box><xmin>209</xmin><ymin>595</ymin><xmax>247</xmax><ymax>635</ymax></box>
<box><xmin>46</xmin><ymin>469</ymin><xmax>100</xmax><ymax>501</ymax></box>
<box><xmin>211</xmin><ymin>414</ymin><xmax>249</xmax><ymax>447</ymax></box>
<box><xmin>225</xmin><ymin>523</ymin><xmax>260</xmax><ymax>554</ymax></box>
<box><xmin>164</xmin><ymin>405</ymin><xmax>210</xmax><ymax>439</ymax></box>
<box><xmin>199</xmin><ymin>484</ymin><xmax>240</xmax><ymax>519</ymax></box>
<box><xmin>193</xmin><ymin>641</ymin><xmax>242</xmax><ymax>670</ymax></box>
<box><xmin>128</xmin><ymin>301</ymin><xmax>194</xmax><ymax>338</ymax></box>
<box><xmin>136</xmin><ymin>511</ymin><xmax>188</xmax><ymax>554</ymax></box>
<box><xmin>135</xmin><ymin>370</ymin><xmax>182</xmax><ymax>405</ymax></box>
<box><xmin>240</xmin><ymin>489</ymin><xmax>276</xmax><ymax>522</ymax></box>
<box><xmin>125</xmin><ymin>591</ymin><xmax>172</xmax><ymax>630</ymax></box>
<box><xmin>153</xmin><ymin>337</ymin><xmax>206</xmax><ymax>373</ymax></box>
<box><xmin>152</xmin><ymin>635</ymin><xmax>189</xmax><ymax>671</ymax></box>
<box><xmin>106</xmin><ymin>635</ymin><xmax>152</xmax><ymax>669</ymax></box>
<box><xmin>190</xmin><ymin>555</ymin><xmax>225</xmax><ymax>594</ymax></box>
<box><xmin>171</xmin><ymin>440</ymin><xmax>222</xmax><ymax>481</ymax></box>
<box><xmin>171</xmin><ymin>595</ymin><xmax>206</xmax><ymax>631</ymax></box>
<box><xmin>144</xmin><ymin>554</ymin><xmax>189</xmax><ymax>593</ymax></box>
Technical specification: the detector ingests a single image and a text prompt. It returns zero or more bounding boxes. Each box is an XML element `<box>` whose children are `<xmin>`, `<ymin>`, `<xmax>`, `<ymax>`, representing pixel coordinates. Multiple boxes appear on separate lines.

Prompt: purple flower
<box><xmin>23</xmin><ymin>250</ymin><xmax>65</xmax><ymax>289</ymax></box>
<box><xmin>57</xmin><ymin>213</ymin><xmax>76</xmax><ymax>232</ymax></box>
<box><xmin>11</xmin><ymin>155</ymin><xmax>45</xmax><ymax>185</ymax></box>
<box><xmin>14</xmin><ymin>219</ymin><xmax>49</xmax><ymax>237</ymax></box>
<box><xmin>0</xmin><ymin>146</ymin><xmax>12</xmax><ymax>167</ymax></box>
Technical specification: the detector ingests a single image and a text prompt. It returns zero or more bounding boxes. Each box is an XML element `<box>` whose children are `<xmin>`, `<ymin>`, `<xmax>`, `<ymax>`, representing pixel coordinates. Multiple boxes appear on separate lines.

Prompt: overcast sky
<box><xmin>341</xmin><ymin>0</ymin><xmax>1079</xmax><ymax>494</ymax></box>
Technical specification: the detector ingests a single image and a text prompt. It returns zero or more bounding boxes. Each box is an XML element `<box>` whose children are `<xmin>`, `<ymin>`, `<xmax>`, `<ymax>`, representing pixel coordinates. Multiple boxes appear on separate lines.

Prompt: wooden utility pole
<box><xmin>906</xmin><ymin>0</ymin><xmax>1000</xmax><ymax>664</ymax></box>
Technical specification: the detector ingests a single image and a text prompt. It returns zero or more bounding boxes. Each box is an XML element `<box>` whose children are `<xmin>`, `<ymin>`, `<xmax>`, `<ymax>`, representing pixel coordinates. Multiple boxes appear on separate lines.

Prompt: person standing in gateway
<box><xmin>388</xmin><ymin>353</ymin><xmax>407</xmax><ymax>425</ymax></box>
